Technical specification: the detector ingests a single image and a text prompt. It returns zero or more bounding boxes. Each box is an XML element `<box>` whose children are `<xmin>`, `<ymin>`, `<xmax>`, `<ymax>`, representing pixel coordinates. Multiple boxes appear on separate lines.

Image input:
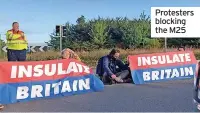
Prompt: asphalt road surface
<box><xmin>2</xmin><ymin>79</ymin><xmax>195</xmax><ymax>112</ymax></box>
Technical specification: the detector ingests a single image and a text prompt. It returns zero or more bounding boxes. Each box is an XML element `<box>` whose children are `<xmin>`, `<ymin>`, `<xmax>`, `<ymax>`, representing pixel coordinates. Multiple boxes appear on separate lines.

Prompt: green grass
<box><xmin>0</xmin><ymin>48</ymin><xmax>199</xmax><ymax>67</ymax></box>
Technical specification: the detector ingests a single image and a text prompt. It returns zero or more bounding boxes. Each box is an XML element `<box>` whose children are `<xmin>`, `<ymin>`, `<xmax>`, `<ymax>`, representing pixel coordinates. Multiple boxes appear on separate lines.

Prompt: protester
<box><xmin>96</xmin><ymin>49</ymin><xmax>132</xmax><ymax>84</ymax></box>
<box><xmin>0</xmin><ymin>22</ymin><xmax>28</xmax><ymax>110</ymax></box>
<box><xmin>61</xmin><ymin>48</ymin><xmax>81</xmax><ymax>61</ymax></box>
<box><xmin>6</xmin><ymin>22</ymin><xmax>28</xmax><ymax>61</ymax></box>
<box><xmin>177</xmin><ymin>46</ymin><xmax>185</xmax><ymax>51</ymax></box>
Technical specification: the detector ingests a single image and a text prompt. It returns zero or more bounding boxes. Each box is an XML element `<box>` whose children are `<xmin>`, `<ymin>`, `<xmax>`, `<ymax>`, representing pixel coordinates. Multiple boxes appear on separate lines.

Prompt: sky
<box><xmin>0</xmin><ymin>0</ymin><xmax>200</xmax><ymax>44</ymax></box>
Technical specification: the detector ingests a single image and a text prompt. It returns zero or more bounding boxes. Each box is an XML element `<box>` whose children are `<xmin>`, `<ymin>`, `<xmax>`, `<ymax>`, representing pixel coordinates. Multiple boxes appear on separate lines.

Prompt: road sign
<box><xmin>30</xmin><ymin>46</ymin><xmax>36</xmax><ymax>52</ymax></box>
<box><xmin>2</xmin><ymin>46</ymin><xmax>7</xmax><ymax>52</ymax></box>
<box><xmin>39</xmin><ymin>46</ymin><xmax>45</xmax><ymax>52</ymax></box>
<box><xmin>2</xmin><ymin>46</ymin><xmax>48</xmax><ymax>53</ymax></box>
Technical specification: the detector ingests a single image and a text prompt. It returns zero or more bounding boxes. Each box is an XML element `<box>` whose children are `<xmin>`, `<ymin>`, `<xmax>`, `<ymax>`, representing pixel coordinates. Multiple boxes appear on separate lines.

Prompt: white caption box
<box><xmin>151</xmin><ymin>7</ymin><xmax>200</xmax><ymax>38</ymax></box>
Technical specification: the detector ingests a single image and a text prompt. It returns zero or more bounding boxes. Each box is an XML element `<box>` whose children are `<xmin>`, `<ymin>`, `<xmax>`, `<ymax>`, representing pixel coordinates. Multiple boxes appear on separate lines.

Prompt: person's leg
<box><xmin>102</xmin><ymin>75</ymin><xmax>114</xmax><ymax>85</ymax></box>
<box><xmin>116</xmin><ymin>70</ymin><xmax>132</xmax><ymax>83</ymax></box>
<box><xmin>17</xmin><ymin>49</ymin><xmax>27</xmax><ymax>61</ymax></box>
<box><xmin>116</xmin><ymin>70</ymin><xmax>129</xmax><ymax>79</ymax></box>
<box><xmin>101</xmin><ymin>72</ymin><xmax>116</xmax><ymax>85</ymax></box>
<box><xmin>126</xmin><ymin>69</ymin><xmax>132</xmax><ymax>79</ymax></box>
<box><xmin>7</xmin><ymin>49</ymin><xmax>17</xmax><ymax>61</ymax></box>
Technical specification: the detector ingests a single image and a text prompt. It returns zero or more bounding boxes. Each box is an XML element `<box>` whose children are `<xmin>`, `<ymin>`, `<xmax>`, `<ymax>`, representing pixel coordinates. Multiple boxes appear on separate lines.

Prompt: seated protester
<box><xmin>177</xmin><ymin>46</ymin><xmax>185</xmax><ymax>51</ymax></box>
<box><xmin>61</xmin><ymin>48</ymin><xmax>81</xmax><ymax>61</ymax></box>
<box><xmin>96</xmin><ymin>49</ymin><xmax>132</xmax><ymax>84</ymax></box>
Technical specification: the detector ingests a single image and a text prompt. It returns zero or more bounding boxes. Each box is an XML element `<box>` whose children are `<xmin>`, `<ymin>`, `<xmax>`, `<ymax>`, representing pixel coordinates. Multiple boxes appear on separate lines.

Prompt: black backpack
<box><xmin>96</xmin><ymin>56</ymin><xmax>116</xmax><ymax>84</ymax></box>
<box><xmin>96</xmin><ymin>56</ymin><xmax>104</xmax><ymax>77</ymax></box>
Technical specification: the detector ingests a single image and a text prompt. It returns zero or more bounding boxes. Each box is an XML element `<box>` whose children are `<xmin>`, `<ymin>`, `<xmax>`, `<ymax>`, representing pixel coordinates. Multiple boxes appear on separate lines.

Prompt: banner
<box><xmin>128</xmin><ymin>51</ymin><xmax>197</xmax><ymax>84</ymax></box>
<box><xmin>0</xmin><ymin>59</ymin><xmax>104</xmax><ymax>104</ymax></box>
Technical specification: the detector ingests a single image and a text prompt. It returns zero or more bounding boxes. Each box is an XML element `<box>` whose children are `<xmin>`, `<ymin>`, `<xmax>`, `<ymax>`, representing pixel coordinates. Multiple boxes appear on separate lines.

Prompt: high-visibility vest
<box><xmin>6</xmin><ymin>29</ymin><xmax>28</xmax><ymax>50</ymax></box>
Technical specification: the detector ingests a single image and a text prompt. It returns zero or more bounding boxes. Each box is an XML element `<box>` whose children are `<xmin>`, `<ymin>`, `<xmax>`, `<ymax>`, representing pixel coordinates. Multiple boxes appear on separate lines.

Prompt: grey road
<box><xmin>3</xmin><ymin>79</ymin><xmax>195</xmax><ymax>112</ymax></box>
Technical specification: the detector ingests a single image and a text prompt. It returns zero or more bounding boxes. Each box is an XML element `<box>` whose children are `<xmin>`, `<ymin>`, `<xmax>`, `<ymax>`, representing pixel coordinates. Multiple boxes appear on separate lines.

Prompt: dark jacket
<box><xmin>102</xmin><ymin>55</ymin><xmax>128</xmax><ymax>76</ymax></box>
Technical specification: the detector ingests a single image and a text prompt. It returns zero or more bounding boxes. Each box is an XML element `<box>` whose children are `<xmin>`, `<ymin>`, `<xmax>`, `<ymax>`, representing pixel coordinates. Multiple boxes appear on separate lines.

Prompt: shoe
<box><xmin>114</xmin><ymin>77</ymin><xmax>123</xmax><ymax>83</ymax></box>
<box><xmin>123</xmin><ymin>78</ymin><xmax>132</xmax><ymax>83</ymax></box>
<box><xmin>0</xmin><ymin>104</ymin><xmax>4</xmax><ymax>110</ymax></box>
<box><xmin>197</xmin><ymin>104</ymin><xmax>200</xmax><ymax>111</ymax></box>
<box><xmin>102</xmin><ymin>76</ymin><xmax>113</xmax><ymax>85</ymax></box>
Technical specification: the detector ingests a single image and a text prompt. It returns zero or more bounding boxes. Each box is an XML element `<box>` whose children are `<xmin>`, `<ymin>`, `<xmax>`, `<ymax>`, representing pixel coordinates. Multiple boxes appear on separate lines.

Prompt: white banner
<box><xmin>151</xmin><ymin>7</ymin><xmax>200</xmax><ymax>38</ymax></box>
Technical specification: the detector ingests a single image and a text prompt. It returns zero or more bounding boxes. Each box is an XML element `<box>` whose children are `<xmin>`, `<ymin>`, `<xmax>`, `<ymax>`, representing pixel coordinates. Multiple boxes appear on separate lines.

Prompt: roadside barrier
<box><xmin>128</xmin><ymin>51</ymin><xmax>197</xmax><ymax>84</ymax></box>
<box><xmin>0</xmin><ymin>59</ymin><xmax>104</xmax><ymax>104</ymax></box>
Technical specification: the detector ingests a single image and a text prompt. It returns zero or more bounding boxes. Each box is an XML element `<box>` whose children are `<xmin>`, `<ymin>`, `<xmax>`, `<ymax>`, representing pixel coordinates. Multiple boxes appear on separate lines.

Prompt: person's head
<box><xmin>61</xmin><ymin>49</ymin><xmax>68</xmax><ymax>59</ymax></box>
<box><xmin>109</xmin><ymin>49</ymin><xmax>120</xmax><ymax>59</ymax></box>
<box><xmin>178</xmin><ymin>46</ymin><xmax>185</xmax><ymax>51</ymax></box>
<box><xmin>12</xmin><ymin>22</ymin><xmax>19</xmax><ymax>31</ymax></box>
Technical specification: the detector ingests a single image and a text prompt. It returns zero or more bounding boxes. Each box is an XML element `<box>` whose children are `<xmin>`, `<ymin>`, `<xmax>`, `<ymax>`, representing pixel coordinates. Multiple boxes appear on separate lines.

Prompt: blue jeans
<box><xmin>7</xmin><ymin>49</ymin><xmax>27</xmax><ymax>61</ymax></box>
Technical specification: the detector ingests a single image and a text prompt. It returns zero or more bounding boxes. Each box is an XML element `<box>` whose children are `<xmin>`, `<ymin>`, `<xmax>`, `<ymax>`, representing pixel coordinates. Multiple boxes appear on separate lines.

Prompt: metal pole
<box><xmin>165</xmin><ymin>37</ymin><xmax>167</xmax><ymax>52</ymax></box>
<box><xmin>60</xmin><ymin>25</ymin><xmax>62</xmax><ymax>52</ymax></box>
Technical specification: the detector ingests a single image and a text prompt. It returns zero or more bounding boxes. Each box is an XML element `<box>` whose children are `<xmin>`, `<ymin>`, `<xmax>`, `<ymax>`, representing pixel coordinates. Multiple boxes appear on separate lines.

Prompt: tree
<box><xmin>47</xmin><ymin>12</ymin><xmax>199</xmax><ymax>51</ymax></box>
<box><xmin>88</xmin><ymin>20</ymin><xmax>109</xmax><ymax>49</ymax></box>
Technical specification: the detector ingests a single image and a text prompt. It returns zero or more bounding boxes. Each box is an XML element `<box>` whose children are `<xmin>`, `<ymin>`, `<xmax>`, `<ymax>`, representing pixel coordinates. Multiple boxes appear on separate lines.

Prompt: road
<box><xmin>2</xmin><ymin>79</ymin><xmax>195</xmax><ymax>112</ymax></box>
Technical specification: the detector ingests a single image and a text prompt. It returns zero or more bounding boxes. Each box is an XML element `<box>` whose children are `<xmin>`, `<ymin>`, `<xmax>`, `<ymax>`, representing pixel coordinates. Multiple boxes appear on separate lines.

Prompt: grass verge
<box><xmin>0</xmin><ymin>48</ymin><xmax>199</xmax><ymax>68</ymax></box>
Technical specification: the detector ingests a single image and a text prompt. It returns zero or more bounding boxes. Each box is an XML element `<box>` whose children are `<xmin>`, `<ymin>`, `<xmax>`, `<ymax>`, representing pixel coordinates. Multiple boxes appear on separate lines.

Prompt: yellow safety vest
<box><xmin>6</xmin><ymin>29</ymin><xmax>28</xmax><ymax>50</ymax></box>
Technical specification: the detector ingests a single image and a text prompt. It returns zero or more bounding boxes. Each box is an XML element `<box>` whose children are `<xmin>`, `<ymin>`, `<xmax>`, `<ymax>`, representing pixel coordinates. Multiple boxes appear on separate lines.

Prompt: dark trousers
<box><xmin>102</xmin><ymin>70</ymin><xmax>131</xmax><ymax>84</ymax></box>
<box><xmin>7</xmin><ymin>49</ymin><xmax>27</xmax><ymax>61</ymax></box>
<box><xmin>116</xmin><ymin>70</ymin><xmax>130</xmax><ymax>79</ymax></box>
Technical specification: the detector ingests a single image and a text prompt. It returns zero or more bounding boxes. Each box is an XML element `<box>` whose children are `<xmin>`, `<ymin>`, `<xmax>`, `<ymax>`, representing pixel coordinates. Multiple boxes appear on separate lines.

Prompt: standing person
<box><xmin>0</xmin><ymin>22</ymin><xmax>28</xmax><ymax>110</ymax></box>
<box><xmin>6</xmin><ymin>22</ymin><xmax>28</xmax><ymax>61</ymax></box>
<box><xmin>96</xmin><ymin>49</ymin><xmax>132</xmax><ymax>84</ymax></box>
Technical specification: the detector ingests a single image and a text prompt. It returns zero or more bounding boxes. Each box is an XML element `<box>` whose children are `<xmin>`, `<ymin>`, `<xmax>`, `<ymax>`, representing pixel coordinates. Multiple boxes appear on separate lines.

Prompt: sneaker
<box><xmin>0</xmin><ymin>104</ymin><xmax>4</xmax><ymax>110</ymax></box>
<box><xmin>123</xmin><ymin>78</ymin><xmax>132</xmax><ymax>83</ymax></box>
<box><xmin>197</xmin><ymin>104</ymin><xmax>200</xmax><ymax>111</ymax></box>
<box><xmin>114</xmin><ymin>77</ymin><xmax>123</xmax><ymax>83</ymax></box>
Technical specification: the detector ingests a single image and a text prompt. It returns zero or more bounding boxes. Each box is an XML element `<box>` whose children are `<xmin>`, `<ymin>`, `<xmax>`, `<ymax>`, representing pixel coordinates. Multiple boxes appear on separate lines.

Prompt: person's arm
<box><xmin>23</xmin><ymin>33</ymin><xmax>28</xmax><ymax>42</ymax></box>
<box><xmin>6</xmin><ymin>31</ymin><xmax>12</xmax><ymax>41</ymax></box>
<box><xmin>103</xmin><ymin>56</ymin><xmax>114</xmax><ymax>76</ymax></box>
<box><xmin>116</xmin><ymin>59</ymin><xmax>128</xmax><ymax>70</ymax></box>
